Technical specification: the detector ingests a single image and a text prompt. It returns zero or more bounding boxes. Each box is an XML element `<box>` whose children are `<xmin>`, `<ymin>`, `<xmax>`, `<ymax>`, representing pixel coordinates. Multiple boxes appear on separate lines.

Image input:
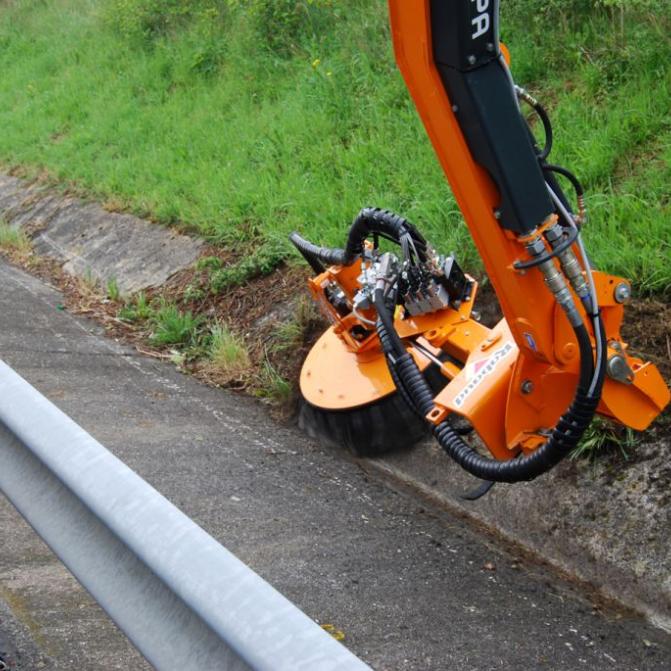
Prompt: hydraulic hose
<box><xmin>289</xmin><ymin>208</ymin><xmax>427</xmax><ymax>270</ymax></box>
<box><xmin>378</xmin><ymin>321</ymin><xmax>421</xmax><ymax>418</ymax></box>
<box><xmin>344</xmin><ymin>207</ymin><xmax>428</xmax><ymax>263</ymax></box>
<box><xmin>289</xmin><ymin>231</ymin><xmax>348</xmax><ymax>269</ymax></box>
<box><xmin>516</xmin><ymin>86</ymin><xmax>553</xmax><ymax>161</ymax></box>
<box><xmin>375</xmin><ymin>289</ymin><xmax>426</xmax><ymax>420</ymax></box>
<box><xmin>542</xmin><ymin>163</ymin><xmax>587</xmax><ymax>224</ymax></box>
<box><xmin>543</xmin><ymin>164</ymin><xmax>584</xmax><ymax>201</ymax></box>
<box><xmin>373</xmin><ymin>288</ymin><xmax>404</xmax><ymax>357</ymax></box>
<box><xmin>376</xmin><ymin>291</ymin><xmax>606</xmax><ymax>483</ymax></box>
<box><xmin>380</xmin><ymin>320</ymin><xmax>472</xmax><ymax>432</ymax></box>
<box><xmin>532</xmin><ymin>100</ymin><xmax>553</xmax><ymax>161</ymax></box>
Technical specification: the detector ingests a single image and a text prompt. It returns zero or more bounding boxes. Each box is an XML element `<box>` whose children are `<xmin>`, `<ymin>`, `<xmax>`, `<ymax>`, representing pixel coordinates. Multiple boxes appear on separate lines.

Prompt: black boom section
<box><xmin>430</xmin><ymin>0</ymin><xmax>500</xmax><ymax>71</ymax></box>
<box><xmin>429</xmin><ymin>0</ymin><xmax>553</xmax><ymax>235</ymax></box>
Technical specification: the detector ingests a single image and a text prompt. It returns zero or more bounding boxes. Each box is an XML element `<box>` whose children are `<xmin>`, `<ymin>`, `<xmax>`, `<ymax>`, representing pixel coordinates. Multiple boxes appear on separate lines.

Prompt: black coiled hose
<box><xmin>532</xmin><ymin>100</ymin><xmax>553</xmax><ymax>161</ymax></box>
<box><xmin>377</xmin><ymin>293</ymin><xmax>606</xmax><ymax>483</ymax></box>
<box><xmin>374</xmin><ymin>288</ymin><xmax>424</xmax><ymax>418</ymax></box>
<box><xmin>345</xmin><ymin>207</ymin><xmax>428</xmax><ymax>263</ymax></box>
<box><xmin>289</xmin><ymin>207</ymin><xmax>427</xmax><ymax>270</ymax></box>
<box><xmin>379</xmin><ymin>328</ymin><xmax>420</xmax><ymax>418</ymax></box>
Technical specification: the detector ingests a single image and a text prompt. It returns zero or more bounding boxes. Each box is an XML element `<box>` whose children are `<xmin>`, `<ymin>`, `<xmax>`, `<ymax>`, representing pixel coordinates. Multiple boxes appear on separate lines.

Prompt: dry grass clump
<box><xmin>207</xmin><ymin>321</ymin><xmax>251</xmax><ymax>381</ymax></box>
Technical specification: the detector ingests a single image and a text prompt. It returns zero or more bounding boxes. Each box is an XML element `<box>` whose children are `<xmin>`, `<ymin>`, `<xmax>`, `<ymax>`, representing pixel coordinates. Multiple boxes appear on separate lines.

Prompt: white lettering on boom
<box><xmin>471</xmin><ymin>0</ymin><xmax>490</xmax><ymax>40</ymax></box>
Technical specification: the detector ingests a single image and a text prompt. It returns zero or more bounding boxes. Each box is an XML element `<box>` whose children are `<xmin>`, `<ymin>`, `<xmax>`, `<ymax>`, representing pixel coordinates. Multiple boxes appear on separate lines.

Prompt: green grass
<box><xmin>118</xmin><ymin>291</ymin><xmax>153</xmax><ymax>322</ymax></box>
<box><xmin>255</xmin><ymin>358</ymin><xmax>293</xmax><ymax>406</ymax></box>
<box><xmin>0</xmin><ymin>1</ymin><xmax>669</xmax><ymax>294</ymax></box>
<box><xmin>81</xmin><ymin>267</ymin><xmax>98</xmax><ymax>292</ymax></box>
<box><xmin>270</xmin><ymin>297</ymin><xmax>320</xmax><ymax>353</ymax></box>
<box><xmin>149</xmin><ymin>302</ymin><xmax>202</xmax><ymax>346</ymax></box>
<box><xmin>106</xmin><ymin>277</ymin><xmax>121</xmax><ymax>301</ymax></box>
<box><xmin>271</xmin><ymin>318</ymin><xmax>304</xmax><ymax>355</ymax></box>
<box><xmin>571</xmin><ymin>417</ymin><xmax>638</xmax><ymax>462</ymax></box>
<box><xmin>208</xmin><ymin>239</ymin><xmax>287</xmax><ymax>291</ymax></box>
<box><xmin>0</xmin><ymin>222</ymin><xmax>31</xmax><ymax>253</ymax></box>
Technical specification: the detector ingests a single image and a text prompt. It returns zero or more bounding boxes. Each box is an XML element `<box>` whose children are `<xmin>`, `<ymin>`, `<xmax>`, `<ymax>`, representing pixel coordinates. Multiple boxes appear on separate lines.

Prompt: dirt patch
<box><xmin>156</xmin><ymin>250</ymin><xmax>324</xmax><ymax>401</ymax></box>
<box><xmin>621</xmin><ymin>299</ymin><xmax>671</xmax><ymax>381</ymax></box>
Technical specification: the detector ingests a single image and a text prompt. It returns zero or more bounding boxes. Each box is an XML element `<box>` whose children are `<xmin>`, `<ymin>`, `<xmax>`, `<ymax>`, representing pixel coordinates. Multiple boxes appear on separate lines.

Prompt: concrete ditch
<box><xmin>0</xmin><ymin>172</ymin><xmax>669</xmax><ymax>633</ymax></box>
<box><xmin>0</xmin><ymin>174</ymin><xmax>202</xmax><ymax>293</ymax></box>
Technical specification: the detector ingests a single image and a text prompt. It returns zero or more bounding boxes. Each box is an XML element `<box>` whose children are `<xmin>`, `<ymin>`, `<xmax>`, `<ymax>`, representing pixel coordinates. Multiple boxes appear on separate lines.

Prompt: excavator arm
<box><xmin>290</xmin><ymin>0</ymin><xmax>670</xmax><ymax>483</ymax></box>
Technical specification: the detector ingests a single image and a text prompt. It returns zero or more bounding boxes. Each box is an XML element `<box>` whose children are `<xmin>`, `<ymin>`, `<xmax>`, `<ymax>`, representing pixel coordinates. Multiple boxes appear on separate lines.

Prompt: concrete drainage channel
<box><xmin>361</xmin><ymin>440</ymin><xmax>671</xmax><ymax>632</ymax></box>
<box><xmin>0</xmin><ymin>172</ymin><xmax>669</xmax><ymax>635</ymax></box>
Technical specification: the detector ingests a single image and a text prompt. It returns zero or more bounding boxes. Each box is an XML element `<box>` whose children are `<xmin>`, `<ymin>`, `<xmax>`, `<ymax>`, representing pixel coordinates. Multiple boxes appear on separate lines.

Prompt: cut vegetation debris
<box><xmin>0</xmin><ymin>1</ymin><xmax>669</xmax><ymax>294</ymax></box>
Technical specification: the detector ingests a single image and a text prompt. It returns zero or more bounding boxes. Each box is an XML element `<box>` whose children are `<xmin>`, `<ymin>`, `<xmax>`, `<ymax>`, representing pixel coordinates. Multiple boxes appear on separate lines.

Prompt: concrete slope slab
<box><xmin>0</xmin><ymin>174</ymin><xmax>202</xmax><ymax>293</ymax></box>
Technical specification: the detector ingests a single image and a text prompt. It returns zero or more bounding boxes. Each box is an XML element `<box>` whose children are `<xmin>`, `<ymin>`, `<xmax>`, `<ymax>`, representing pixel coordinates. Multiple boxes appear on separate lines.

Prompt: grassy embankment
<box><xmin>0</xmin><ymin>0</ymin><xmax>669</xmax><ymax>407</ymax></box>
<box><xmin>0</xmin><ymin>1</ymin><xmax>670</xmax><ymax>290</ymax></box>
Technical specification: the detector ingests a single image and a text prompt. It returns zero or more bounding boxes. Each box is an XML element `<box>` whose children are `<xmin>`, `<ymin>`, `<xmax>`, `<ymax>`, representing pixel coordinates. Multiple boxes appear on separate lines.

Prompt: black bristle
<box><xmin>298</xmin><ymin>391</ymin><xmax>429</xmax><ymax>458</ymax></box>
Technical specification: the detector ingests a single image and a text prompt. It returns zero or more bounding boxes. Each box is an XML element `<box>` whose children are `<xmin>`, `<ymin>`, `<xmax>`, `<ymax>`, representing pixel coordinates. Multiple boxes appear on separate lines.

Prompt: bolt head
<box><xmin>614</xmin><ymin>282</ymin><xmax>631</xmax><ymax>303</ymax></box>
<box><xmin>526</xmin><ymin>238</ymin><xmax>546</xmax><ymax>256</ymax></box>
<box><xmin>561</xmin><ymin>343</ymin><xmax>577</xmax><ymax>361</ymax></box>
<box><xmin>521</xmin><ymin>380</ymin><xmax>534</xmax><ymax>395</ymax></box>
<box><xmin>467</xmin><ymin>55</ymin><xmax>477</xmax><ymax>65</ymax></box>
<box><xmin>544</xmin><ymin>225</ymin><xmax>562</xmax><ymax>243</ymax></box>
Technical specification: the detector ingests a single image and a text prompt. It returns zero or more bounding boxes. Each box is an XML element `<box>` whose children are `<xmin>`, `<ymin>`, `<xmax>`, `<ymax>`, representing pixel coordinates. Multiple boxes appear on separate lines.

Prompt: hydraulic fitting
<box><xmin>374</xmin><ymin>252</ymin><xmax>396</xmax><ymax>292</ymax></box>
<box><xmin>526</xmin><ymin>236</ymin><xmax>582</xmax><ymax>327</ymax></box>
<box><xmin>545</xmin><ymin>223</ymin><xmax>589</xmax><ymax>300</ymax></box>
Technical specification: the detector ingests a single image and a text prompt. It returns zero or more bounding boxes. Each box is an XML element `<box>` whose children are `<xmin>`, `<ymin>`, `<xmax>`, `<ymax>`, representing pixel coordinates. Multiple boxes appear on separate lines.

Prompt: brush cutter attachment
<box><xmin>298</xmin><ymin>380</ymin><xmax>431</xmax><ymax>458</ymax></box>
<box><xmin>289</xmin><ymin>1</ymin><xmax>670</xmax><ymax>482</ymax></box>
<box><xmin>290</xmin><ymin>205</ymin><xmax>669</xmax><ymax>481</ymax></box>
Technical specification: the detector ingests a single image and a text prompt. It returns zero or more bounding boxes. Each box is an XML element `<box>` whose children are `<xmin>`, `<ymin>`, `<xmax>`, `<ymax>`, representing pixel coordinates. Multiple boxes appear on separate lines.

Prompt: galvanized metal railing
<box><xmin>0</xmin><ymin>360</ymin><xmax>371</xmax><ymax>671</ymax></box>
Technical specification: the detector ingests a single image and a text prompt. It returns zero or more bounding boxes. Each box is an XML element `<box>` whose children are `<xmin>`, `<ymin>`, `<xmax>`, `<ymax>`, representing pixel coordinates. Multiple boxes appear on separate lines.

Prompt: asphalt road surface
<box><xmin>0</xmin><ymin>259</ymin><xmax>670</xmax><ymax>671</ymax></box>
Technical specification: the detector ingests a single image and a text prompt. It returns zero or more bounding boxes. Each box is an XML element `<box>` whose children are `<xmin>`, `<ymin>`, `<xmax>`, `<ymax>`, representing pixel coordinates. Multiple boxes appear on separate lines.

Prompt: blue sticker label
<box><xmin>524</xmin><ymin>332</ymin><xmax>538</xmax><ymax>352</ymax></box>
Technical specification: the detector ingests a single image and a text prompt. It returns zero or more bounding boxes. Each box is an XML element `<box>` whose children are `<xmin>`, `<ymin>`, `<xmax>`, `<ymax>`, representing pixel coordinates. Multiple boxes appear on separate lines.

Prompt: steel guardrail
<box><xmin>0</xmin><ymin>360</ymin><xmax>371</xmax><ymax>671</ymax></box>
